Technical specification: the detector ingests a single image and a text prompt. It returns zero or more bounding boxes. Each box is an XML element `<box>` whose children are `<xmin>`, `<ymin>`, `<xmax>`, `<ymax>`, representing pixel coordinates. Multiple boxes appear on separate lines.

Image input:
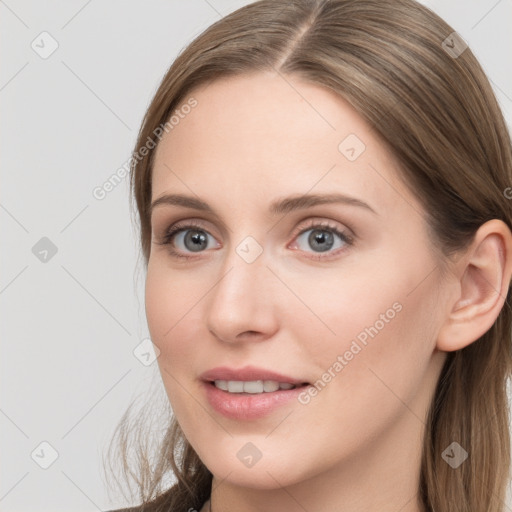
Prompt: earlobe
<box><xmin>436</xmin><ymin>219</ymin><xmax>512</xmax><ymax>352</ymax></box>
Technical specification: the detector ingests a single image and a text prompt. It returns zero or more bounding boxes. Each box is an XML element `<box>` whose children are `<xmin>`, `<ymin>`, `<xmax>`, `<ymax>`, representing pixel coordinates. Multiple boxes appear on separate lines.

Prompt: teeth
<box><xmin>243</xmin><ymin>381</ymin><xmax>263</xmax><ymax>393</ymax></box>
<box><xmin>213</xmin><ymin>380</ymin><xmax>298</xmax><ymax>393</ymax></box>
<box><xmin>215</xmin><ymin>380</ymin><xmax>228</xmax><ymax>391</ymax></box>
<box><xmin>227</xmin><ymin>381</ymin><xmax>244</xmax><ymax>393</ymax></box>
<box><xmin>263</xmin><ymin>380</ymin><xmax>280</xmax><ymax>392</ymax></box>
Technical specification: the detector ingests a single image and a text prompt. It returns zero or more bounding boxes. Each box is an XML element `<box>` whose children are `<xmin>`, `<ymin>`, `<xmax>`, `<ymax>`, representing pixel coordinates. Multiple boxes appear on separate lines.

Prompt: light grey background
<box><xmin>1</xmin><ymin>1</ymin><xmax>511</xmax><ymax>511</ymax></box>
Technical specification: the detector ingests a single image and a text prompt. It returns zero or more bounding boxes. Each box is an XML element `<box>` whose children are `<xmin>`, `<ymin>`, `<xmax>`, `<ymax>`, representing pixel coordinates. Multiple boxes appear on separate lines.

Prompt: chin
<box><xmin>210</xmin><ymin>464</ymin><xmax>300</xmax><ymax>490</ymax></box>
<box><xmin>198</xmin><ymin>446</ymin><xmax>310</xmax><ymax>490</ymax></box>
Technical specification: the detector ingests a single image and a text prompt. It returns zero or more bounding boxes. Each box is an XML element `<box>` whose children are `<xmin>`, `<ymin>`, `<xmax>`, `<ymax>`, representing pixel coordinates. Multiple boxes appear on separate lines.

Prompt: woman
<box><xmin>104</xmin><ymin>0</ymin><xmax>512</xmax><ymax>510</ymax></box>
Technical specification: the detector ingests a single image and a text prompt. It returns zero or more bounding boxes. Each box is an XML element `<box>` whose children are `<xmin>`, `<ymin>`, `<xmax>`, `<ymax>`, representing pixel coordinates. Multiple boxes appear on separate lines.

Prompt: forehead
<box><xmin>151</xmin><ymin>72</ymin><xmax>419</xmax><ymax>219</ymax></box>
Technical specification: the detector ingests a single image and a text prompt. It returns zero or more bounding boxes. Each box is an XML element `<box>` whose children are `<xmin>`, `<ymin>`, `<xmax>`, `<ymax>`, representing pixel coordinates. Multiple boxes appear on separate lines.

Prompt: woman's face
<box><xmin>146</xmin><ymin>72</ymin><xmax>449</xmax><ymax>491</ymax></box>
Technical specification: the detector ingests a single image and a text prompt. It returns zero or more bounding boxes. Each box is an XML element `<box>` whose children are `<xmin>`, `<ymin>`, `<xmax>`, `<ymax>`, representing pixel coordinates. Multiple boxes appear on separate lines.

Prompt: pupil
<box><xmin>186</xmin><ymin>230</ymin><xmax>207</xmax><ymax>252</ymax></box>
<box><xmin>309</xmin><ymin>230</ymin><xmax>334</xmax><ymax>252</ymax></box>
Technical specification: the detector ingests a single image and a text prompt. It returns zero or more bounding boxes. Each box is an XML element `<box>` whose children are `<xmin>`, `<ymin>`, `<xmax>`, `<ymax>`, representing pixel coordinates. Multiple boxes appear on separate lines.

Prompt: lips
<box><xmin>200</xmin><ymin>365</ymin><xmax>309</xmax><ymax>386</ymax></box>
<box><xmin>200</xmin><ymin>365</ymin><xmax>311</xmax><ymax>420</ymax></box>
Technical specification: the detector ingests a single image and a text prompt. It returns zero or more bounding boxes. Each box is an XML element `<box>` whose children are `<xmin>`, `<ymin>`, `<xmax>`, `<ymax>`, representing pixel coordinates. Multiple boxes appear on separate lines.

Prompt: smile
<box><xmin>213</xmin><ymin>379</ymin><xmax>303</xmax><ymax>393</ymax></box>
<box><xmin>203</xmin><ymin>380</ymin><xmax>311</xmax><ymax>420</ymax></box>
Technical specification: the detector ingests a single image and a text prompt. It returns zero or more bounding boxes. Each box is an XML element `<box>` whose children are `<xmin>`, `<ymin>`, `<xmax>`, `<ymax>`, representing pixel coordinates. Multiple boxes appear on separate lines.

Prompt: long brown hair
<box><xmin>104</xmin><ymin>1</ymin><xmax>512</xmax><ymax>510</ymax></box>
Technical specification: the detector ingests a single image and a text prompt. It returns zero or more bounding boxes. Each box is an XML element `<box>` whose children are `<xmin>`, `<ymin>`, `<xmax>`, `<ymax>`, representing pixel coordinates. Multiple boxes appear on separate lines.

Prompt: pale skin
<box><xmin>145</xmin><ymin>71</ymin><xmax>512</xmax><ymax>512</ymax></box>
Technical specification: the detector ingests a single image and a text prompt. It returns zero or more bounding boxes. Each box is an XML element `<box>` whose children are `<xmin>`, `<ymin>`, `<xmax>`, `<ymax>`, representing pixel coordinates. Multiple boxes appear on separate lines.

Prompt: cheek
<box><xmin>284</xmin><ymin>264</ymin><xmax>405</xmax><ymax>361</ymax></box>
<box><xmin>145</xmin><ymin>264</ymin><xmax>205</xmax><ymax>422</ymax></box>
<box><xmin>145</xmin><ymin>261</ymin><xmax>200</xmax><ymax>363</ymax></box>
<box><xmin>287</xmin><ymin>250</ymin><xmax>439</xmax><ymax>407</ymax></box>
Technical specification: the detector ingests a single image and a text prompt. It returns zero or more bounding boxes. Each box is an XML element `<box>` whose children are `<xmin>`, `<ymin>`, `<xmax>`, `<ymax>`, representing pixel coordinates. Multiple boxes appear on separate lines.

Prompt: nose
<box><xmin>205</xmin><ymin>239</ymin><xmax>280</xmax><ymax>344</ymax></box>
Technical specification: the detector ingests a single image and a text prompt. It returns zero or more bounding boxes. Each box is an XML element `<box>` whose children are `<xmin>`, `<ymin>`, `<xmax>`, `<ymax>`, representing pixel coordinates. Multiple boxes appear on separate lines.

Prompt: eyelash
<box><xmin>155</xmin><ymin>219</ymin><xmax>355</xmax><ymax>261</ymax></box>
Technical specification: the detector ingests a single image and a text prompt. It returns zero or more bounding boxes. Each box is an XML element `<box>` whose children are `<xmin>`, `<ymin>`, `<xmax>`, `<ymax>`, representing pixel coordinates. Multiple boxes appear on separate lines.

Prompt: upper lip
<box><xmin>200</xmin><ymin>365</ymin><xmax>308</xmax><ymax>385</ymax></box>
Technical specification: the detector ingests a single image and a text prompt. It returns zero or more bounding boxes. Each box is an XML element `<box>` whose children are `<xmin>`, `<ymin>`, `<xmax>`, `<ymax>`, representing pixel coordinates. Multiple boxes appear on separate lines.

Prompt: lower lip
<box><xmin>203</xmin><ymin>381</ymin><xmax>309</xmax><ymax>420</ymax></box>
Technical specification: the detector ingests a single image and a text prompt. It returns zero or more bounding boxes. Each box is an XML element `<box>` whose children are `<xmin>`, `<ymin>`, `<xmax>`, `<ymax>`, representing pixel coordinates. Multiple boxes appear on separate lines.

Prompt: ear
<box><xmin>436</xmin><ymin>219</ymin><xmax>512</xmax><ymax>352</ymax></box>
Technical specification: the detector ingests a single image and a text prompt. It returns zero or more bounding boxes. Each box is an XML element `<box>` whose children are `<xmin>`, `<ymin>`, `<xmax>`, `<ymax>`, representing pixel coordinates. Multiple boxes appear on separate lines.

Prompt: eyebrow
<box><xmin>150</xmin><ymin>192</ymin><xmax>377</xmax><ymax>216</ymax></box>
<box><xmin>150</xmin><ymin>192</ymin><xmax>378</xmax><ymax>216</ymax></box>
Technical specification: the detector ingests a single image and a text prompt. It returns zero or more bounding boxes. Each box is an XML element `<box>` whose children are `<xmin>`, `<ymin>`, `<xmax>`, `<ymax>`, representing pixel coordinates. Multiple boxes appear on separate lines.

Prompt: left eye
<box><xmin>292</xmin><ymin>225</ymin><xmax>352</xmax><ymax>254</ymax></box>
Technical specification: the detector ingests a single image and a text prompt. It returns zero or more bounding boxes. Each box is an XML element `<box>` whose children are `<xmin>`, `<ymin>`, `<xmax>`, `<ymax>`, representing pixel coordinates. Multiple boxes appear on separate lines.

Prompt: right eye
<box><xmin>156</xmin><ymin>222</ymin><xmax>220</xmax><ymax>259</ymax></box>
